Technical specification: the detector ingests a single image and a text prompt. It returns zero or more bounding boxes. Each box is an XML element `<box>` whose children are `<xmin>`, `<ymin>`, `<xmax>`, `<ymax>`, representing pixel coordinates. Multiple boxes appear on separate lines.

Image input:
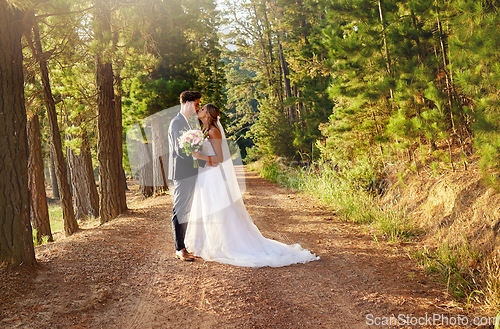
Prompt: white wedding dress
<box><xmin>184</xmin><ymin>125</ymin><xmax>319</xmax><ymax>268</ymax></box>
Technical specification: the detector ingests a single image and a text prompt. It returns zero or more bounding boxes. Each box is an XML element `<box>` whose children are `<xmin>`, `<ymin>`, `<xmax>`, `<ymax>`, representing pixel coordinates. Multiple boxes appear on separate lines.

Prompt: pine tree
<box><xmin>222</xmin><ymin>0</ymin><xmax>333</xmax><ymax>160</ymax></box>
<box><xmin>319</xmin><ymin>0</ymin><xmax>397</xmax><ymax>167</ymax></box>
<box><xmin>94</xmin><ymin>0</ymin><xmax>127</xmax><ymax>223</ymax></box>
<box><xmin>450</xmin><ymin>0</ymin><xmax>500</xmax><ymax>184</ymax></box>
<box><xmin>0</xmin><ymin>0</ymin><xmax>36</xmax><ymax>266</ymax></box>
<box><xmin>30</xmin><ymin>18</ymin><xmax>79</xmax><ymax>236</ymax></box>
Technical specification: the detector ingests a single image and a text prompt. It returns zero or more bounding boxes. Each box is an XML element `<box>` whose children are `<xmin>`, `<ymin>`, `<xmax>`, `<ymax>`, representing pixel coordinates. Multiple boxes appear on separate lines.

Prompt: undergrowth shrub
<box><xmin>258</xmin><ymin>159</ymin><xmax>417</xmax><ymax>235</ymax></box>
<box><xmin>254</xmin><ymin>158</ymin><xmax>500</xmax><ymax>315</ymax></box>
<box><xmin>412</xmin><ymin>239</ymin><xmax>481</xmax><ymax>299</ymax></box>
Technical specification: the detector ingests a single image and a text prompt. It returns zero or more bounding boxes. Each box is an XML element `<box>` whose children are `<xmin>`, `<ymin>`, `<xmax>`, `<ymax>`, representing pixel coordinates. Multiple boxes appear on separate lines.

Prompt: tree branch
<box><xmin>35</xmin><ymin>5</ymin><xmax>95</xmax><ymax>18</ymax></box>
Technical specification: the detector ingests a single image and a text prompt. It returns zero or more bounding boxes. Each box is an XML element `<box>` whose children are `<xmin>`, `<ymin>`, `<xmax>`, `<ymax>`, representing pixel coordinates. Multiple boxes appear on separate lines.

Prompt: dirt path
<box><xmin>1</xmin><ymin>169</ymin><xmax>475</xmax><ymax>328</ymax></box>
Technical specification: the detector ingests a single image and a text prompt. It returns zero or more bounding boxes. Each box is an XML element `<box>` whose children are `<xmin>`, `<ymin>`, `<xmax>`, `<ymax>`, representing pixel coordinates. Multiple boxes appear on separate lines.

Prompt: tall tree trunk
<box><xmin>66</xmin><ymin>159</ymin><xmax>73</xmax><ymax>195</ymax></box>
<box><xmin>139</xmin><ymin>143</ymin><xmax>154</xmax><ymax>198</ymax></box>
<box><xmin>114</xmin><ymin>74</ymin><xmax>128</xmax><ymax>206</ymax></box>
<box><xmin>0</xmin><ymin>1</ymin><xmax>36</xmax><ymax>266</ymax></box>
<box><xmin>67</xmin><ymin>131</ymin><xmax>99</xmax><ymax>220</ymax></box>
<box><xmin>250</xmin><ymin>0</ymin><xmax>279</xmax><ymax>98</ymax></box>
<box><xmin>49</xmin><ymin>150</ymin><xmax>59</xmax><ymax>199</ymax></box>
<box><xmin>27</xmin><ymin>113</ymin><xmax>53</xmax><ymax>243</ymax></box>
<box><xmin>370</xmin><ymin>104</ymin><xmax>384</xmax><ymax>156</ymax></box>
<box><xmin>139</xmin><ymin>124</ymin><xmax>154</xmax><ymax>198</ymax></box>
<box><xmin>32</xmin><ymin>22</ymin><xmax>78</xmax><ymax>236</ymax></box>
<box><xmin>82</xmin><ymin>132</ymin><xmax>100</xmax><ymax>217</ymax></box>
<box><xmin>262</xmin><ymin>2</ymin><xmax>280</xmax><ymax>98</ymax></box>
<box><xmin>410</xmin><ymin>11</ymin><xmax>423</xmax><ymax>65</ymax></box>
<box><xmin>151</xmin><ymin>119</ymin><xmax>168</xmax><ymax>193</ymax></box>
<box><xmin>95</xmin><ymin>0</ymin><xmax>126</xmax><ymax>223</ymax></box>
<box><xmin>295</xmin><ymin>87</ymin><xmax>304</xmax><ymax>121</ymax></box>
<box><xmin>378</xmin><ymin>0</ymin><xmax>394</xmax><ymax>99</ymax></box>
<box><xmin>276</xmin><ymin>32</ymin><xmax>294</xmax><ymax>123</ymax></box>
<box><xmin>260</xmin><ymin>3</ymin><xmax>280</xmax><ymax>99</ymax></box>
<box><xmin>435</xmin><ymin>2</ymin><xmax>456</xmax><ymax>133</ymax></box>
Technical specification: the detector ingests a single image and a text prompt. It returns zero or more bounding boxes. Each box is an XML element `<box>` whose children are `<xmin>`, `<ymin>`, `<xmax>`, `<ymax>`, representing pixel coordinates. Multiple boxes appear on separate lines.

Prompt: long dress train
<box><xmin>184</xmin><ymin>137</ymin><xmax>319</xmax><ymax>268</ymax></box>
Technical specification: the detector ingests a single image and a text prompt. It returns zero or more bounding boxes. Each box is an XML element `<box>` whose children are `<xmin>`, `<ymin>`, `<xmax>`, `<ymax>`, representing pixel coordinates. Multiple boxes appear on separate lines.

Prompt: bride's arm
<box><xmin>192</xmin><ymin>128</ymin><xmax>224</xmax><ymax>164</ymax></box>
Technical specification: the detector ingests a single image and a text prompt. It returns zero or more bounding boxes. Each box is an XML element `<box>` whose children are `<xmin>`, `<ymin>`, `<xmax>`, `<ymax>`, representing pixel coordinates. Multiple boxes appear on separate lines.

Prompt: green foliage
<box><xmin>123</xmin><ymin>76</ymin><xmax>191</xmax><ymax>119</ymax></box>
<box><xmin>32</xmin><ymin>230</ymin><xmax>51</xmax><ymax>247</ymax></box>
<box><xmin>259</xmin><ymin>160</ymin><xmax>284</xmax><ymax>184</ymax></box>
<box><xmin>222</xmin><ymin>58</ymin><xmax>259</xmax><ymax>158</ymax></box>
<box><xmin>221</xmin><ymin>0</ymin><xmax>333</xmax><ymax>160</ymax></box>
<box><xmin>313</xmin><ymin>0</ymin><xmax>500</xmax><ymax>186</ymax></box>
<box><xmin>257</xmin><ymin>160</ymin><xmax>419</xmax><ymax>238</ymax></box>
<box><xmin>317</xmin><ymin>100</ymin><xmax>380</xmax><ymax>169</ymax></box>
<box><xmin>413</xmin><ymin>239</ymin><xmax>481</xmax><ymax>299</ymax></box>
<box><xmin>376</xmin><ymin>209</ymin><xmax>419</xmax><ymax>242</ymax></box>
<box><xmin>252</xmin><ymin>97</ymin><xmax>296</xmax><ymax>159</ymax></box>
<box><xmin>48</xmin><ymin>205</ymin><xmax>64</xmax><ymax>234</ymax></box>
<box><xmin>449</xmin><ymin>0</ymin><xmax>500</xmax><ymax>186</ymax></box>
<box><xmin>121</xmin><ymin>0</ymin><xmax>225</xmax><ymax>120</ymax></box>
<box><xmin>32</xmin><ymin>204</ymin><xmax>66</xmax><ymax>245</ymax></box>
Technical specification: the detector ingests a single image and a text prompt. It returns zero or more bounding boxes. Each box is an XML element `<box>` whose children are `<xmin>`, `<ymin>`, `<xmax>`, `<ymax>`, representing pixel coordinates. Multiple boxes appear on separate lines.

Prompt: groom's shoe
<box><xmin>176</xmin><ymin>249</ymin><xmax>194</xmax><ymax>262</ymax></box>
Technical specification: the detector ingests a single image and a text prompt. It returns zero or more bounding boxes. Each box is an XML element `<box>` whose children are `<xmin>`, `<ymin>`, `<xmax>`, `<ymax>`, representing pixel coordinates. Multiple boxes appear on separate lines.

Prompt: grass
<box><xmin>32</xmin><ymin>230</ymin><xmax>51</xmax><ymax>247</ymax></box>
<box><xmin>253</xmin><ymin>159</ymin><xmax>419</xmax><ymax>241</ymax></box>
<box><xmin>411</xmin><ymin>239</ymin><xmax>481</xmax><ymax>300</ymax></box>
<box><xmin>375</xmin><ymin>209</ymin><xmax>419</xmax><ymax>242</ymax></box>
<box><xmin>32</xmin><ymin>204</ymin><xmax>65</xmax><ymax>246</ymax></box>
<box><xmin>486</xmin><ymin>256</ymin><xmax>500</xmax><ymax>314</ymax></box>
<box><xmin>411</xmin><ymin>238</ymin><xmax>500</xmax><ymax>314</ymax></box>
<box><xmin>252</xmin><ymin>158</ymin><xmax>500</xmax><ymax>313</ymax></box>
<box><xmin>48</xmin><ymin>204</ymin><xmax>64</xmax><ymax>232</ymax></box>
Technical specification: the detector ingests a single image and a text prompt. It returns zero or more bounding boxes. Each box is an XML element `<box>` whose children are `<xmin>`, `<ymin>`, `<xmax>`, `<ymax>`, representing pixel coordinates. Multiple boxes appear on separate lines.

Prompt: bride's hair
<box><xmin>200</xmin><ymin>103</ymin><xmax>220</xmax><ymax>134</ymax></box>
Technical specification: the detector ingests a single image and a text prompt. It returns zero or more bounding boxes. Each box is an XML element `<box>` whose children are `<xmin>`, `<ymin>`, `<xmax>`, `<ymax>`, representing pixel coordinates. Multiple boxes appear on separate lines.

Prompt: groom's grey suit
<box><xmin>168</xmin><ymin>113</ymin><xmax>198</xmax><ymax>251</ymax></box>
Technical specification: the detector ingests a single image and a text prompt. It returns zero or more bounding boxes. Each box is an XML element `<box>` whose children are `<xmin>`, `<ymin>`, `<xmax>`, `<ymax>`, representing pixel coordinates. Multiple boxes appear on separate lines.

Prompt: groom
<box><xmin>167</xmin><ymin>90</ymin><xmax>202</xmax><ymax>261</ymax></box>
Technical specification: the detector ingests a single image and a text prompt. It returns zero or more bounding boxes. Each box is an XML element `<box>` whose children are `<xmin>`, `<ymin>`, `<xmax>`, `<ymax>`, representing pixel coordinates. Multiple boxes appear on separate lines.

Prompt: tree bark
<box><xmin>67</xmin><ymin>131</ymin><xmax>99</xmax><ymax>220</ymax></box>
<box><xmin>0</xmin><ymin>2</ymin><xmax>36</xmax><ymax>266</ymax></box>
<box><xmin>32</xmin><ymin>22</ymin><xmax>78</xmax><ymax>236</ymax></box>
<box><xmin>82</xmin><ymin>132</ymin><xmax>100</xmax><ymax>217</ymax></box>
<box><xmin>139</xmin><ymin>142</ymin><xmax>154</xmax><ymax>198</ymax></box>
<box><xmin>139</xmin><ymin>124</ymin><xmax>154</xmax><ymax>197</ymax></box>
<box><xmin>276</xmin><ymin>32</ymin><xmax>294</xmax><ymax>123</ymax></box>
<box><xmin>151</xmin><ymin>119</ymin><xmax>168</xmax><ymax>193</ymax></box>
<box><xmin>66</xmin><ymin>158</ymin><xmax>73</xmax><ymax>195</ymax></box>
<box><xmin>410</xmin><ymin>11</ymin><xmax>423</xmax><ymax>65</ymax></box>
<box><xmin>435</xmin><ymin>2</ymin><xmax>456</xmax><ymax>133</ymax></box>
<box><xmin>95</xmin><ymin>0</ymin><xmax>127</xmax><ymax>223</ymax></box>
<box><xmin>250</xmin><ymin>0</ymin><xmax>279</xmax><ymax>98</ymax></box>
<box><xmin>378</xmin><ymin>0</ymin><xmax>394</xmax><ymax>99</ymax></box>
<box><xmin>49</xmin><ymin>150</ymin><xmax>59</xmax><ymax>199</ymax></box>
<box><xmin>27</xmin><ymin>113</ymin><xmax>53</xmax><ymax>243</ymax></box>
<box><xmin>114</xmin><ymin>74</ymin><xmax>128</xmax><ymax>207</ymax></box>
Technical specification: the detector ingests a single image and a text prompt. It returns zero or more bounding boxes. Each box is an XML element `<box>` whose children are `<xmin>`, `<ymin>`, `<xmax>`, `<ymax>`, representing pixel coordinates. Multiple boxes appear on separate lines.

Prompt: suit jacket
<box><xmin>168</xmin><ymin>113</ymin><xmax>198</xmax><ymax>181</ymax></box>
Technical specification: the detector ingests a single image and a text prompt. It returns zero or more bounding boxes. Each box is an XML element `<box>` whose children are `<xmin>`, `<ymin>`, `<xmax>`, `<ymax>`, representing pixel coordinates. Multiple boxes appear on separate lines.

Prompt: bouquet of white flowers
<box><xmin>178</xmin><ymin>129</ymin><xmax>204</xmax><ymax>168</ymax></box>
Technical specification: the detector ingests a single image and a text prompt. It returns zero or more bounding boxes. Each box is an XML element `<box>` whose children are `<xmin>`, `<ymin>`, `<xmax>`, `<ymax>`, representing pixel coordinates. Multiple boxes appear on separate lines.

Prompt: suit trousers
<box><xmin>171</xmin><ymin>175</ymin><xmax>197</xmax><ymax>251</ymax></box>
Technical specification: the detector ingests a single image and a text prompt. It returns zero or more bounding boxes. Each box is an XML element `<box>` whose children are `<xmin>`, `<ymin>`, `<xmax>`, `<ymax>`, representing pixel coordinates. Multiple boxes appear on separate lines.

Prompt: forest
<box><xmin>1</xmin><ymin>0</ymin><xmax>499</xmax><ymax>316</ymax></box>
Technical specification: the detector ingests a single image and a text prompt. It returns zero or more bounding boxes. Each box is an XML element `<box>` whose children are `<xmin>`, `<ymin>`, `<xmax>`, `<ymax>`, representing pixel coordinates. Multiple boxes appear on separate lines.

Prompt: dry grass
<box><xmin>253</xmin><ymin>157</ymin><xmax>500</xmax><ymax>317</ymax></box>
<box><xmin>485</xmin><ymin>256</ymin><xmax>500</xmax><ymax>314</ymax></box>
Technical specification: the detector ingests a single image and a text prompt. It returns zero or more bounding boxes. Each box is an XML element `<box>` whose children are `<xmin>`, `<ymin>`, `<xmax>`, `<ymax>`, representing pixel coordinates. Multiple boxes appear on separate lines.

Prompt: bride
<box><xmin>185</xmin><ymin>103</ymin><xmax>319</xmax><ymax>268</ymax></box>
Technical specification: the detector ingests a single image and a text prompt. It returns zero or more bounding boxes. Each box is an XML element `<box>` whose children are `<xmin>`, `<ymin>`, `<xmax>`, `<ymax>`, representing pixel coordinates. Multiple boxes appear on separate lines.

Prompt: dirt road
<box><xmin>0</xmin><ymin>169</ymin><xmax>473</xmax><ymax>328</ymax></box>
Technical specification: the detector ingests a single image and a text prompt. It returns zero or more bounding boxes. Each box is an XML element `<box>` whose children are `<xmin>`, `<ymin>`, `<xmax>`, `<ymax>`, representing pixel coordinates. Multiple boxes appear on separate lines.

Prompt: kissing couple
<box><xmin>167</xmin><ymin>90</ymin><xmax>319</xmax><ymax>267</ymax></box>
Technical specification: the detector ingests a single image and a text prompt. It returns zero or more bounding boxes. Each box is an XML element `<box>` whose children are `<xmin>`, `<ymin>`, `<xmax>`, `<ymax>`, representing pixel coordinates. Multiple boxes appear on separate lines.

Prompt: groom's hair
<box><xmin>180</xmin><ymin>90</ymin><xmax>201</xmax><ymax>104</ymax></box>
